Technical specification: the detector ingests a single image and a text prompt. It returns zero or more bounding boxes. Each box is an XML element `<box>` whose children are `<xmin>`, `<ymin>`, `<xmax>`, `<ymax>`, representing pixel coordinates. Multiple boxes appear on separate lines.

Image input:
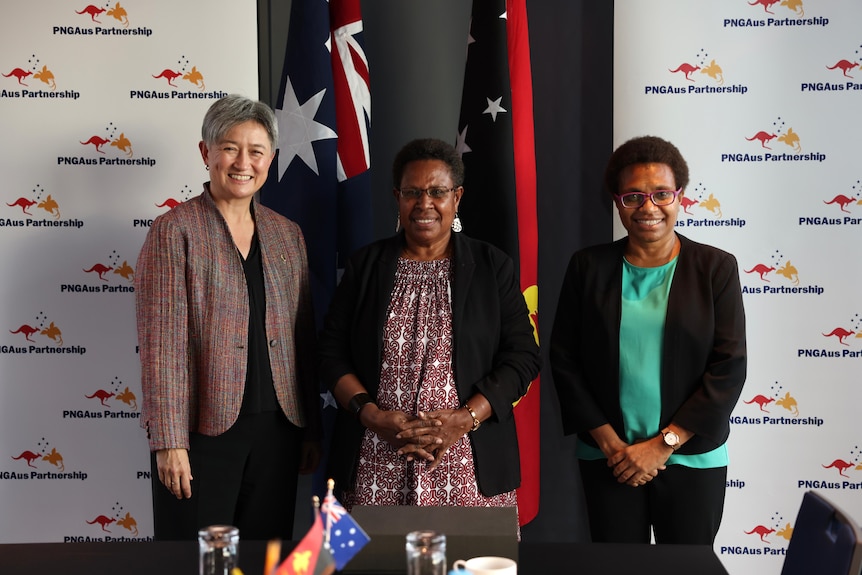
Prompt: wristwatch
<box><xmin>661</xmin><ymin>429</ymin><xmax>680</xmax><ymax>450</ymax></box>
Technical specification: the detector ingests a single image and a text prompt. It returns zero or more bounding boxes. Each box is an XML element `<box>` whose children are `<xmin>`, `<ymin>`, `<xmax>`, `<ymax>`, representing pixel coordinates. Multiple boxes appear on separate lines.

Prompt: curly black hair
<box><xmin>603</xmin><ymin>135</ymin><xmax>689</xmax><ymax>196</ymax></box>
<box><xmin>392</xmin><ymin>138</ymin><xmax>465</xmax><ymax>189</ymax></box>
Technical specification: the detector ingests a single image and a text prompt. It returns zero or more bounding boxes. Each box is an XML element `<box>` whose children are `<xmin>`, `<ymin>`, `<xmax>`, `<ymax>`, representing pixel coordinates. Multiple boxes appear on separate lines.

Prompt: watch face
<box><xmin>664</xmin><ymin>431</ymin><xmax>680</xmax><ymax>447</ymax></box>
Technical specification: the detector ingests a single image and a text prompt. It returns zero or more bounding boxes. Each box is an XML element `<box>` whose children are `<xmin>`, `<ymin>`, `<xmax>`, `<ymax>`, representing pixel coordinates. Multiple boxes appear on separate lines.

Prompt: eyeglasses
<box><xmin>614</xmin><ymin>188</ymin><xmax>682</xmax><ymax>208</ymax></box>
<box><xmin>397</xmin><ymin>187</ymin><xmax>456</xmax><ymax>200</ymax></box>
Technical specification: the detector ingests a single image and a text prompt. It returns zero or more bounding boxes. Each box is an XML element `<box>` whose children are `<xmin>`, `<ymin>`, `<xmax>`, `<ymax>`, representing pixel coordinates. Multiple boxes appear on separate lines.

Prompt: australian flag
<box><xmin>260</xmin><ymin>0</ymin><xmax>372</xmax><ymax>328</ymax></box>
<box><xmin>322</xmin><ymin>481</ymin><xmax>370</xmax><ymax>571</ymax></box>
<box><xmin>259</xmin><ymin>0</ymin><xmax>372</xmax><ymax>502</ymax></box>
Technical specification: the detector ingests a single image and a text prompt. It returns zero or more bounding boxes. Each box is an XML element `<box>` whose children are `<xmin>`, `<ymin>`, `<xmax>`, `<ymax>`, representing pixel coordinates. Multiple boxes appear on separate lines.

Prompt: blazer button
<box><xmin>269</xmin><ymin>339</ymin><xmax>277</xmax><ymax>347</ymax></box>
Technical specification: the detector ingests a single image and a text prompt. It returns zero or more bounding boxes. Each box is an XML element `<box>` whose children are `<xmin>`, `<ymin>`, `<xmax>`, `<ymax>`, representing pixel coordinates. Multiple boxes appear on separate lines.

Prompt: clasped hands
<box><xmin>606</xmin><ymin>437</ymin><xmax>670</xmax><ymax>488</ymax></box>
<box><xmin>359</xmin><ymin>405</ymin><xmax>472</xmax><ymax>470</ymax></box>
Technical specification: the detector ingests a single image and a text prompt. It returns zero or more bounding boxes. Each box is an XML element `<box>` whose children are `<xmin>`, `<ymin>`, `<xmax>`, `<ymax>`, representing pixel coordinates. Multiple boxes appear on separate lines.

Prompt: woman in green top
<box><xmin>550</xmin><ymin>135</ymin><xmax>747</xmax><ymax>544</ymax></box>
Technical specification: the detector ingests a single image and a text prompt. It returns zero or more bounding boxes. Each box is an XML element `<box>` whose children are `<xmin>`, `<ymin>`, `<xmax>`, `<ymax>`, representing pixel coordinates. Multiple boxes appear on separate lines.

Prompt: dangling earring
<box><xmin>395</xmin><ymin>214</ymin><xmax>401</xmax><ymax>233</ymax></box>
<box><xmin>451</xmin><ymin>213</ymin><xmax>463</xmax><ymax>233</ymax></box>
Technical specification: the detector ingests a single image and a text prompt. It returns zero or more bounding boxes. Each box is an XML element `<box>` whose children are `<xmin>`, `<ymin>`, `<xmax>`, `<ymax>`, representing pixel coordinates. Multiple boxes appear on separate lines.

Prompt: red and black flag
<box><xmin>456</xmin><ymin>0</ymin><xmax>540</xmax><ymax>526</ymax></box>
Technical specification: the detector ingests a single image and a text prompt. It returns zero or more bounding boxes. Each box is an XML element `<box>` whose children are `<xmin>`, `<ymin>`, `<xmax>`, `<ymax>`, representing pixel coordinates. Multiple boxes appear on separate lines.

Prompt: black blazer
<box><xmin>550</xmin><ymin>233</ymin><xmax>747</xmax><ymax>454</ymax></box>
<box><xmin>319</xmin><ymin>232</ymin><xmax>541</xmax><ymax>497</ymax></box>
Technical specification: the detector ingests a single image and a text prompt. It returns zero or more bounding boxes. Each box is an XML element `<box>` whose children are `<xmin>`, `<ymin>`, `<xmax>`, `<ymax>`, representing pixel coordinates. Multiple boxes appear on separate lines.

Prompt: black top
<box><xmin>240</xmin><ymin>233</ymin><xmax>278</xmax><ymax>414</ymax></box>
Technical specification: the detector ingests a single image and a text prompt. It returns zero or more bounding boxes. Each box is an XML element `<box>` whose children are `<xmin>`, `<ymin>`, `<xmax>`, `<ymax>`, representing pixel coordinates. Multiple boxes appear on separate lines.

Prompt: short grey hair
<box><xmin>201</xmin><ymin>94</ymin><xmax>278</xmax><ymax>151</ymax></box>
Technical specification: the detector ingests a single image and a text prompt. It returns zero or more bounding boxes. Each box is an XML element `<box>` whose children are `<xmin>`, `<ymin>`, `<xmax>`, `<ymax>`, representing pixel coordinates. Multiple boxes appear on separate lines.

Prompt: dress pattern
<box><xmin>347</xmin><ymin>257</ymin><xmax>517</xmax><ymax>512</ymax></box>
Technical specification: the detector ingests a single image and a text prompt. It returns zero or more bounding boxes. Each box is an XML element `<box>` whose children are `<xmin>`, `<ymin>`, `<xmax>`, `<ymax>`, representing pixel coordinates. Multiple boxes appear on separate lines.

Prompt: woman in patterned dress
<box><xmin>319</xmin><ymin>138</ymin><xmax>540</xmax><ymax>520</ymax></box>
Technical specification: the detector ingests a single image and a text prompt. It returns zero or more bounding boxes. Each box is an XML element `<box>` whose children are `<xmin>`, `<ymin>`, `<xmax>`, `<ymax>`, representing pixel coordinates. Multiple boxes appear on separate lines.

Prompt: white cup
<box><xmin>452</xmin><ymin>556</ymin><xmax>517</xmax><ymax>575</ymax></box>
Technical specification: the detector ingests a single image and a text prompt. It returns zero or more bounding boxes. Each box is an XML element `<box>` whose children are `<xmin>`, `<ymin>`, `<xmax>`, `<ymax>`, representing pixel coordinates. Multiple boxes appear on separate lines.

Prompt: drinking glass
<box><xmin>406</xmin><ymin>530</ymin><xmax>446</xmax><ymax>575</ymax></box>
<box><xmin>198</xmin><ymin>525</ymin><xmax>239</xmax><ymax>575</ymax></box>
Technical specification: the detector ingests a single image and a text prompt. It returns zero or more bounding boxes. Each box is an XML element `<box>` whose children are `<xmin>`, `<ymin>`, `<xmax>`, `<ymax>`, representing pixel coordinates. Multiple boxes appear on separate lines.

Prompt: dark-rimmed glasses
<box><xmin>397</xmin><ymin>187</ymin><xmax>456</xmax><ymax>200</ymax></box>
<box><xmin>614</xmin><ymin>188</ymin><xmax>682</xmax><ymax>208</ymax></box>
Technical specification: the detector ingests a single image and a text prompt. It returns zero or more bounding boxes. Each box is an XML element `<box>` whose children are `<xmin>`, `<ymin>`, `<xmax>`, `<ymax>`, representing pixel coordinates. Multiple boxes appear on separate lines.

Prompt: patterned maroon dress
<box><xmin>345</xmin><ymin>257</ymin><xmax>518</xmax><ymax>514</ymax></box>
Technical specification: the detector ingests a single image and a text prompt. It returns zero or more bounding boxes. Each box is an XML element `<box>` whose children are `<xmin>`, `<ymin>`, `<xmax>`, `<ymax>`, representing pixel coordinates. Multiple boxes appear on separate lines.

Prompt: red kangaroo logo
<box><xmin>80</xmin><ymin>136</ymin><xmax>111</xmax><ymax>154</ymax></box>
<box><xmin>6</xmin><ymin>197</ymin><xmax>37</xmax><ymax>215</ymax></box>
<box><xmin>822</xmin><ymin>327</ymin><xmax>855</xmax><ymax>346</ymax></box>
<box><xmin>744</xmin><ymin>264</ymin><xmax>774</xmax><ymax>281</ymax></box>
<box><xmin>76</xmin><ymin>5</ymin><xmax>106</xmax><ymax>23</ymax></box>
<box><xmin>822</xmin><ymin>459</ymin><xmax>854</xmax><ymax>477</ymax></box>
<box><xmin>86</xmin><ymin>515</ymin><xmax>115</xmax><ymax>532</ymax></box>
<box><xmin>86</xmin><ymin>389</ymin><xmax>115</xmax><ymax>407</ymax></box>
<box><xmin>9</xmin><ymin>324</ymin><xmax>39</xmax><ymax>342</ymax></box>
<box><xmin>2</xmin><ymin>68</ymin><xmax>32</xmax><ymax>86</ymax></box>
<box><xmin>824</xmin><ymin>194</ymin><xmax>855</xmax><ymax>213</ymax></box>
<box><xmin>745</xmin><ymin>525</ymin><xmax>775</xmax><ymax>543</ymax></box>
<box><xmin>669</xmin><ymin>63</ymin><xmax>700</xmax><ymax>82</ymax></box>
<box><xmin>826</xmin><ymin>60</ymin><xmax>859</xmax><ymax>79</ymax></box>
<box><xmin>156</xmin><ymin>198</ymin><xmax>182</xmax><ymax>209</ymax></box>
<box><xmin>748</xmin><ymin>0</ymin><xmax>780</xmax><ymax>14</ymax></box>
<box><xmin>679</xmin><ymin>196</ymin><xmax>697</xmax><ymax>215</ymax></box>
<box><xmin>746</xmin><ymin>131</ymin><xmax>777</xmax><ymax>149</ymax></box>
<box><xmin>743</xmin><ymin>394</ymin><xmax>774</xmax><ymax>412</ymax></box>
<box><xmin>84</xmin><ymin>263</ymin><xmax>113</xmax><ymax>281</ymax></box>
<box><xmin>11</xmin><ymin>450</ymin><xmax>41</xmax><ymax>468</ymax></box>
<box><xmin>152</xmin><ymin>69</ymin><xmax>182</xmax><ymax>87</ymax></box>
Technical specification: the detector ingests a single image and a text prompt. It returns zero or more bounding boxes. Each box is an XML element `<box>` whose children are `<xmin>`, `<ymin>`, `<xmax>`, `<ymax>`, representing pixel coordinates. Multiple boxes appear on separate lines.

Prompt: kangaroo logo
<box><xmin>822</xmin><ymin>458</ymin><xmax>855</xmax><ymax>478</ymax></box>
<box><xmin>824</xmin><ymin>194</ymin><xmax>856</xmax><ymax>213</ymax></box>
<box><xmin>6</xmin><ymin>198</ymin><xmax>37</xmax><ymax>215</ymax></box>
<box><xmin>11</xmin><ymin>450</ymin><xmax>41</xmax><ymax>468</ymax></box>
<box><xmin>80</xmin><ymin>135</ymin><xmax>111</xmax><ymax>154</ymax></box>
<box><xmin>86</xmin><ymin>515</ymin><xmax>115</xmax><ymax>532</ymax></box>
<box><xmin>86</xmin><ymin>389</ymin><xmax>115</xmax><ymax>407</ymax></box>
<box><xmin>745</xmin><ymin>525</ymin><xmax>775</xmax><ymax>543</ymax></box>
<box><xmin>2</xmin><ymin>68</ymin><xmax>32</xmax><ymax>86</ymax></box>
<box><xmin>748</xmin><ymin>0</ymin><xmax>780</xmax><ymax>14</ymax></box>
<box><xmin>156</xmin><ymin>198</ymin><xmax>182</xmax><ymax>210</ymax></box>
<box><xmin>76</xmin><ymin>5</ymin><xmax>106</xmax><ymax>23</ymax></box>
<box><xmin>822</xmin><ymin>327</ymin><xmax>855</xmax><ymax>346</ymax></box>
<box><xmin>744</xmin><ymin>263</ymin><xmax>774</xmax><ymax>281</ymax></box>
<box><xmin>9</xmin><ymin>324</ymin><xmax>40</xmax><ymax>342</ymax></box>
<box><xmin>744</xmin><ymin>394</ymin><xmax>774</xmax><ymax>412</ymax></box>
<box><xmin>745</xmin><ymin>131</ymin><xmax>777</xmax><ymax>150</ymax></box>
<box><xmin>826</xmin><ymin>59</ymin><xmax>859</xmax><ymax>79</ymax></box>
<box><xmin>83</xmin><ymin>263</ymin><xmax>113</xmax><ymax>281</ymax></box>
<box><xmin>152</xmin><ymin>69</ymin><xmax>182</xmax><ymax>87</ymax></box>
<box><xmin>669</xmin><ymin>63</ymin><xmax>700</xmax><ymax>82</ymax></box>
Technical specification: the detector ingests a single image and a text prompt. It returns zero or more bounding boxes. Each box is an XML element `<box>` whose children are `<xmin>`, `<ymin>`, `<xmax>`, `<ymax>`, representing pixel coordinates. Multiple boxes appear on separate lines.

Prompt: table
<box><xmin>0</xmin><ymin>540</ymin><xmax>729</xmax><ymax>575</ymax></box>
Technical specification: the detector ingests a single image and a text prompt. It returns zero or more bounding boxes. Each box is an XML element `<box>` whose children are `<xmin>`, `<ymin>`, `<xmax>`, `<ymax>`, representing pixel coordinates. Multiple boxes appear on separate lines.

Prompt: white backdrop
<box><xmin>0</xmin><ymin>0</ymin><xmax>258</xmax><ymax>542</ymax></box>
<box><xmin>615</xmin><ymin>1</ymin><xmax>861</xmax><ymax>573</ymax></box>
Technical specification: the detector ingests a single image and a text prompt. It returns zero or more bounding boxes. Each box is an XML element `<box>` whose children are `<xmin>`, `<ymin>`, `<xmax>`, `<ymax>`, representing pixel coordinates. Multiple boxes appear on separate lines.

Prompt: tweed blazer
<box><xmin>318</xmin><ymin>232</ymin><xmax>541</xmax><ymax>497</ymax></box>
<box><xmin>135</xmin><ymin>186</ymin><xmax>320</xmax><ymax>451</ymax></box>
<box><xmin>550</xmin><ymin>233</ymin><xmax>747</xmax><ymax>455</ymax></box>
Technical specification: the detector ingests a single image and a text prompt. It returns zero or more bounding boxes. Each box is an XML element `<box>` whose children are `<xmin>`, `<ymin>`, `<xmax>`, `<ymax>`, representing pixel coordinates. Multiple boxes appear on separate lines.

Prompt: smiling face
<box><xmin>199</xmin><ymin>120</ymin><xmax>274</xmax><ymax>204</ymax></box>
<box><xmin>615</xmin><ymin>162</ymin><xmax>682</xmax><ymax>249</ymax></box>
<box><xmin>394</xmin><ymin>159</ymin><xmax>463</xmax><ymax>252</ymax></box>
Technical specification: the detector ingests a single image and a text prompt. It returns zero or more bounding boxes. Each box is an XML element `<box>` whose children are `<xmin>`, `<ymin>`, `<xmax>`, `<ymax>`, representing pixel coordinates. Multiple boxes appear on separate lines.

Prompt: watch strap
<box><xmin>464</xmin><ymin>403</ymin><xmax>481</xmax><ymax>432</ymax></box>
<box><xmin>348</xmin><ymin>393</ymin><xmax>374</xmax><ymax>419</ymax></box>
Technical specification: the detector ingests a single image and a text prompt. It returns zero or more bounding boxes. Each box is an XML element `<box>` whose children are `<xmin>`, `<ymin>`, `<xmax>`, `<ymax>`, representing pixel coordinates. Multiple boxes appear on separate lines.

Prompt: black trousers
<box><xmin>150</xmin><ymin>410</ymin><xmax>302</xmax><ymax>541</ymax></box>
<box><xmin>578</xmin><ymin>458</ymin><xmax>727</xmax><ymax>544</ymax></box>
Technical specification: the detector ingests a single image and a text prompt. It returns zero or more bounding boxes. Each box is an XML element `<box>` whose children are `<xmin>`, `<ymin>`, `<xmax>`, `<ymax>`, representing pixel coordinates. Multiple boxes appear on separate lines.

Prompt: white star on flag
<box><xmin>275</xmin><ymin>76</ymin><xmax>337</xmax><ymax>180</ymax></box>
<box><xmin>320</xmin><ymin>391</ymin><xmax>338</xmax><ymax>409</ymax></box>
<box><xmin>455</xmin><ymin>125</ymin><xmax>471</xmax><ymax>157</ymax></box>
<box><xmin>483</xmin><ymin>96</ymin><xmax>507</xmax><ymax>121</ymax></box>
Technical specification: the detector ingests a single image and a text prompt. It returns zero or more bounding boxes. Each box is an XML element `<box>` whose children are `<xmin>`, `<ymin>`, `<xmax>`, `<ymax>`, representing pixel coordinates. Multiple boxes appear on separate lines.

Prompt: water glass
<box><xmin>198</xmin><ymin>525</ymin><xmax>239</xmax><ymax>575</ymax></box>
<box><xmin>406</xmin><ymin>530</ymin><xmax>447</xmax><ymax>575</ymax></box>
